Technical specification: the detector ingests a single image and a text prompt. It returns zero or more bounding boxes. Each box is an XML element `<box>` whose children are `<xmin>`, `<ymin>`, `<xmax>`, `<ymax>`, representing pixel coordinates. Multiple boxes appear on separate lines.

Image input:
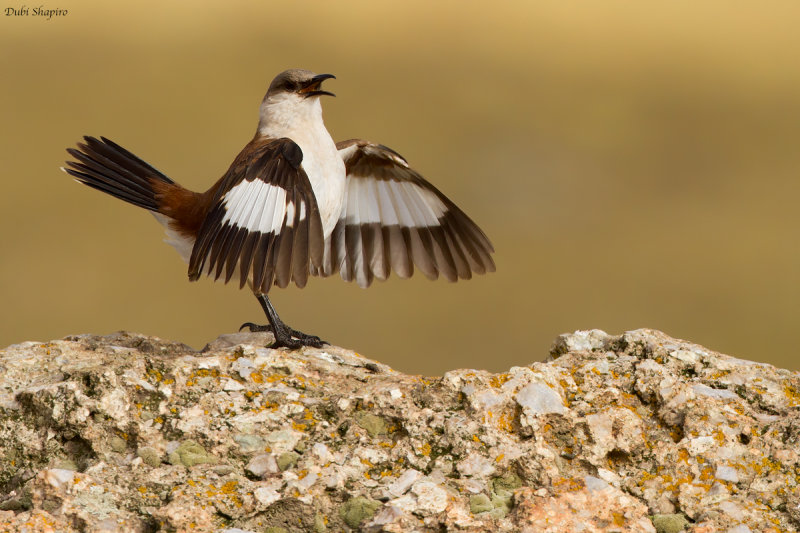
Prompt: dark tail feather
<box><xmin>62</xmin><ymin>136</ymin><xmax>174</xmax><ymax>212</ymax></box>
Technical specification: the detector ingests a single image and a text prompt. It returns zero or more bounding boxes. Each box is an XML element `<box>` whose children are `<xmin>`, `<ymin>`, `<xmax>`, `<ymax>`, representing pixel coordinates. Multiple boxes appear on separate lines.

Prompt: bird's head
<box><xmin>258</xmin><ymin>69</ymin><xmax>336</xmax><ymax>134</ymax></box>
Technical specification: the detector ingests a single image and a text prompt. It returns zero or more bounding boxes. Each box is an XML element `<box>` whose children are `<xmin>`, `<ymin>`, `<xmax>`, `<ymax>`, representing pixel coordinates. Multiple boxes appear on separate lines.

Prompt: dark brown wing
<box><xmin>189</xmin><ymin>137</ymin><xmax>324</xmax><ymax>293</ymax></box>
<box><xmin>316</xmin><ymin>139</ymin><xmax>495</xmax><ymax>287</ymax></box>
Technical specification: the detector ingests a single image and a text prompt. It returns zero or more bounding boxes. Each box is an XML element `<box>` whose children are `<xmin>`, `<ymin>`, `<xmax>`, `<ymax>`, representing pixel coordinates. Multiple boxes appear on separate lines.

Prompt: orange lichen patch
<box><xmin>495</xmin><ymin>454</ymin><xmax>505</xmax><ymax>463</ymax></box>
<box><xmin>185</xmin><ymin>368</ymin><xmax>222</xmax><ymax>387</ymax></box>
<box><xmin>472</xmin><ymin>434</ymin><xmax>481</xmax><ymax>443</ymax></box>
<box><xmin>496</xmin><ymin>412</ymin><xmax>514</xmax><ymax>433</ymax></box>
<box><xmin>489</xmin><ymin>373</ymin><xmax>510</xmax><ymax>388</ymax></box>
<box><xmin>751</xmin><ymin>456</ymin><xmax>783</xmax><ymax>476</ymax></box>
<box><xmin>298</xmin><ymin>469</ymin><xmax>309</xmax><ymax>480</ymax></box>
<box><xmin>420</xmin><ymin>442</ymin><xmax>432</xmax><ymax>457</ymax></box>
<box><xmin>552</xmin><ymin>477</ymin><xmax>585</xmax><ymax>493</ymax></box>
<box><xmin>784</xmin><ymin>384</ymin><xmax>800</xmax><ymax>407</ymax></box>
<box><xmin>698</xmin><ymin>466</ymin><xmax>715</xmax><ymax>484</ymax></box>
<box><xmin>612</xmin><ymin>512</ymin><xmax>625</xmax><ymax>526</ymax></box>
<box><xmin>250</xmin><ymin>371</ymin><xmax>264</xmax><ymax>384</ymax></box>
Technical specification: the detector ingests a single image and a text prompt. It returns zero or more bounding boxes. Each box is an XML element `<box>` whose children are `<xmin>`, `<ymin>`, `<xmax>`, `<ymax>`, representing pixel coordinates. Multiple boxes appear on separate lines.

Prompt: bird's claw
<box><xmin>239</xmin><ymin>322</ymin><xmax>326</xmax><ymax>349</ymax></box>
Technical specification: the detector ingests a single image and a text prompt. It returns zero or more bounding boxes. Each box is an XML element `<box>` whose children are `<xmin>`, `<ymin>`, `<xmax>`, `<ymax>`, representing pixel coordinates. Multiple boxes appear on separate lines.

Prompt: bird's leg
<box><xmin>239</xmin><ymin>294</ymin><xmax>325</xmax><ymax>349</ymax></box>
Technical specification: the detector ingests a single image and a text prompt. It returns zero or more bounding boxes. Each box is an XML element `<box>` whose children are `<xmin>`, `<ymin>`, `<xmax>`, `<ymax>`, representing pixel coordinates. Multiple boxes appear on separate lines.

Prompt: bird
<box><xmin>62</xmin><ymin>69</ymin><xmax>495</xmax><ymax>349</ymax></box>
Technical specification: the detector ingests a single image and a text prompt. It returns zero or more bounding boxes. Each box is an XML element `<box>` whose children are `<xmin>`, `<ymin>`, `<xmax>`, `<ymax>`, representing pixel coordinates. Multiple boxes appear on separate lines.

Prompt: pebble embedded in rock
<box><xmin>515</xmin><ymin>382</ymin><xmax>568</xmax><ymax>416</ymax></box>
<box><xmin>246</xmin><ymin>453</ymin><xmax>278</xmax><ymax>477</ymax></box>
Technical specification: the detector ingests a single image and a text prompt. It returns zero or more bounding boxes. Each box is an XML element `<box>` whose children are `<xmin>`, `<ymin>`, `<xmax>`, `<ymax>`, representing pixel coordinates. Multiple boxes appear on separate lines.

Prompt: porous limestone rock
<box><xmin>0</xmin><ymin>329</ymin><xmax>799</xmax><ymax>532</ymax></box>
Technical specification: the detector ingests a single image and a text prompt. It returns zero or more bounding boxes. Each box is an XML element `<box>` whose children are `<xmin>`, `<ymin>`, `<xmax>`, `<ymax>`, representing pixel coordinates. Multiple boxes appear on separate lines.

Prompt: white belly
<box><xmin>293</xmin><ymin>134</ymin><xmax>346</xmax><ymax>238</ymax></box>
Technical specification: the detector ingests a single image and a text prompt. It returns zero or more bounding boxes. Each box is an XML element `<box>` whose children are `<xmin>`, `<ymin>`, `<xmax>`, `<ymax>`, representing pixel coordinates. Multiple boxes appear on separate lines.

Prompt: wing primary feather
<box><xmin>396</xmin><ymin>181</ymin><xmax>440</xmax><ymax>279</ymax></box>
<box><xmin>224</xmin><ymin>227</ymin><xmax>248</xmax><ymax>283</ymax></box>
<box><xmin>292</xmin><ymin>197</ymin><xmax>309</xmax><ymax>288</ymax></box>
<box><xmin>238</xmin><ymin>231</ymin><xmax>259</xmax><ymax>288</ymax></box>
<box><xmin>212</xmin><ymin>224</ymin><xmax>238</xmax><ymax>280</ymax></box>
<box><xmin>251</xmin><ymin>233</ymin><xmax>271</xmax><ymax>291</ymax></box>
<box><xmin>274</xmin><ymin>191</ymin><xmax>294</xmax><ymax>289</ymax></box>
<box><xmin>363</xmin><ymin>179</ymin><xmax>388</xmax><ymax>279</ymax></box>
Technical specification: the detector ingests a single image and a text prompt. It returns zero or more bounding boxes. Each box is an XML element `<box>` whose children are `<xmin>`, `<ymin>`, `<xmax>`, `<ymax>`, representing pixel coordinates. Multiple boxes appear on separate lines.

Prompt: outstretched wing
<box><xmin>317</xmin><ymin>139</ymin><xmax>495</xmax><ymax>287</ymax></box>
<box><xmin>189</xmin><ymin>137</ymin><xmax>324</xmax><ymax>293</ymax></box>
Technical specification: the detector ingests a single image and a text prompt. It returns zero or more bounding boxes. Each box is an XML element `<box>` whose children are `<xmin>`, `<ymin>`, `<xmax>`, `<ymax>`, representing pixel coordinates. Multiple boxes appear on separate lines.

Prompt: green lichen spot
<box><xmin>651</xmin><ymin>513</ymin><xmax>690</xmax><ymax>533</ymax></box>
<box><xmin>355</xmin><ymin>411</ymin><xmax>387</xmax><ymax>437</ymax></box>
<box><xmin>313</xmin><ymin>512</ymin><xmax>327</xmax><ymax>532</ymax></box>
<box><xmin>277</xmin><ymin>451</ymin><xmax>299</xmax><ymax>471</ymax></box>
<box><xmin>137</xmin><ymin>447</ymin><xmax>161</xmax><ymax>467</ymax></box>
<box><xmin>110</xmin><ymin>436</ymin><xmax>127</xmax><ymax>453</ymax></box>
<box><xmin>489</xmin><ymin>491</ymin><xmax>512</xmax><ymax>518</ymax></box>
<box><xmin>339</xmin><ymin>496</ymin><xmax>380</xmax><ymax>528</ymax></box>
<box><xmin>469</xmin><ymin>494</ymin><xmax>493</xmax><ymax>514</ymax></box>
<box><xmin>52</xmin><ymin>459</ymin><xmax>78</xmax><ymax>471</ymax></box>
<box><xmin>167</xmin><ymin>440</ymin><xmax>215</xmax><ymax>467</ymax></box>
<box><xmin>491</xmin><ymin>472</ymin><xmax>523</xmax><ymax>495</ymax></box>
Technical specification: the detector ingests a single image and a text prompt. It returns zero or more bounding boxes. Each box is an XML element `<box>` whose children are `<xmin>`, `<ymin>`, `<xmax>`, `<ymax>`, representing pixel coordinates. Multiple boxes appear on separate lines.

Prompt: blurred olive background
<box><xmin>2</xmin><ymin>1</ymin><xmax>799</xmax><ymax>375</ymax></box>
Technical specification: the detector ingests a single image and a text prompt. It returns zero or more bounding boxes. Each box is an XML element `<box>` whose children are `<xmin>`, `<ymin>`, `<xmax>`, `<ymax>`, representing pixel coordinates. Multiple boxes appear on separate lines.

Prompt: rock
<box><xmin>387</xmin><ymin>468</ymin><xmax>422</xmax><ymax>497</ymax></box>
<box><xmin>1</xmin><ymin>328</ymin><xmax>799</xmax><ymax>531</ymax></box>
<box><xmin>245</xmin><ymin>453</ymin><xmax>278</xmax><ymax>477</ymax></box>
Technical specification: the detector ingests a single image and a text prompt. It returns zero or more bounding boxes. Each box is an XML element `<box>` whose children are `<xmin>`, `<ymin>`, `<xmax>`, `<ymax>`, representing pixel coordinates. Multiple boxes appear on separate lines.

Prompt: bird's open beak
<box><xmin>300</xmin><ymin>73</ymin><xmax>336</xmax><ymax>98</ymax></box>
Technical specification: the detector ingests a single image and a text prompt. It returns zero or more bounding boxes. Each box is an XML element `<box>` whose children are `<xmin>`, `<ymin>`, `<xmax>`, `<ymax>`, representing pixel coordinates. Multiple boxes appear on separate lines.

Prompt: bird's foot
<box><xmin>239</xmin><ymin>322</ymin><xmax>326</xmax><ymax>349</ymax></box>
<box><xmin>239</xmin><ymin>322</ymin><xmax>272</xmax><ymax>333</ymax></box>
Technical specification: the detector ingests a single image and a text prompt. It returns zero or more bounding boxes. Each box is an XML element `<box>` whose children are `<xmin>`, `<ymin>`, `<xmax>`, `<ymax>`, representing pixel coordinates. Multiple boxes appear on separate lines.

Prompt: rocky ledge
<box><xmin>0</xmin><ymin>329</ymin><xmax>799</xmax><ymax>532</ymax></box>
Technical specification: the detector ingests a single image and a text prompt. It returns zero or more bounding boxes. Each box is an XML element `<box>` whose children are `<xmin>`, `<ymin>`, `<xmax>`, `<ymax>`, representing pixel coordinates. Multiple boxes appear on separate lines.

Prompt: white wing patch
<box><xmin>343</xmin><ymin>179</ymin><xmax>447</xmax><ymax>227</ymax></box>
<box><xmin>222</xmin><ymin>180</ymin><xmax>289</xmax><ymax>234</ymax></box>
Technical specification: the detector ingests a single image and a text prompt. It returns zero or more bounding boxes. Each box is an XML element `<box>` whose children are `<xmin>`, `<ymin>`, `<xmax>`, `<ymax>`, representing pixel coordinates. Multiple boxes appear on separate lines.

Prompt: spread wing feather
<box><xmin>189</xmin><ymin>137</ymin><xmax>324</xmax><ymax>293</ymax></box>
<box><xmin>315</xmin><ymin>139</ymin><xmax>495</xmax><ymax>287</ymax></box>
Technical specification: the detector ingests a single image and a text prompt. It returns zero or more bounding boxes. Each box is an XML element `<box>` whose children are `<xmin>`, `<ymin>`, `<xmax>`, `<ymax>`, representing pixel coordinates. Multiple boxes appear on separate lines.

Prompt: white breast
<box><xmin>258</xmin><ymin>95</ymin><xmax>346</xmax><ymax>238</ymax></box>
